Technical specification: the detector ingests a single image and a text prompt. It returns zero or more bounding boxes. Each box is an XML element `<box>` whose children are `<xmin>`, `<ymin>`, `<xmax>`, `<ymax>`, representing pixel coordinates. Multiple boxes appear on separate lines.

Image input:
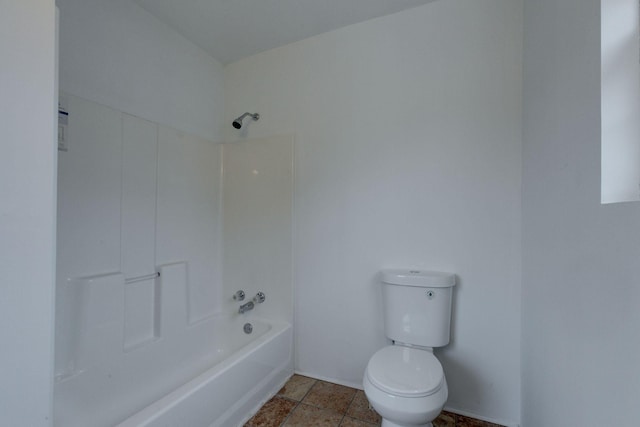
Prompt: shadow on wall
<box><xmin>440</xmin><ymin>356</ymin><xmax>486</xmax><ymax>413</ymax></box>
<box><xmin>448</xmin><ymin>275</ymin><xmax>461</xmax><ymax>347</ymax></box>
<box><xmin>437</xmin><ymin>276</ymin><xmax>486</xmax><ymax>413</ymax></box>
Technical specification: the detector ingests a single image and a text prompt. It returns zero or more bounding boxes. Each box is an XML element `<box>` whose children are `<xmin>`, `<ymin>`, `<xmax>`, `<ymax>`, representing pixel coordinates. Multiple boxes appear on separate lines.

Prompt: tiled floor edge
<box><xmin>293</xmin><ymin>370</ymin><xmax>364</xmax><ymax>391</ymax></box>
<box><xmin>237</xmin><ymin>372</ymin><xmax>294</xmax><ymax>427</ymax></box>
<box><xmin>443</xmin><ymin>407</ymin><xmax>520</xmax><ymax>427</ymax></box>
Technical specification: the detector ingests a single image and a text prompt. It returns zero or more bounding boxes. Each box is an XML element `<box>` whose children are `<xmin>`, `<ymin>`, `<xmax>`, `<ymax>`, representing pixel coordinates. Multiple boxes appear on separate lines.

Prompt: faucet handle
<box><xmin>253</xmin><ymin>292</ymin><xmax>266</xmax><ymax>304</ymax></box>
<box><xmin>233</xmin><ymin>290</ymin><xmax>245</xmax><ymax>301</ymax></box>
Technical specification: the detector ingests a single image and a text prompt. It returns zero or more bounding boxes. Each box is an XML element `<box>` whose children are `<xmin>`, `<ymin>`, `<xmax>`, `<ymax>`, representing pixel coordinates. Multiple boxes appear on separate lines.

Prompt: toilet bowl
<box><xmin>363</xmin><ymin>269</ymin><xmax>455</xmax><ymax>427</ymax></box>
<box><xmin>363</xmin><ymin>345</ymin><xmax>447</xmax><ymax>427</ymax></box>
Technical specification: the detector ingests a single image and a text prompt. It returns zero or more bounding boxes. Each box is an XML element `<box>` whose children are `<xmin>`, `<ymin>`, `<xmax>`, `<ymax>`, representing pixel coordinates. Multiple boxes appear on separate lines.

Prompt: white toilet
<box><xmin>363</xmin><ymin>269</ymin><xmax>456</xmax><ymax>427</ymax></box>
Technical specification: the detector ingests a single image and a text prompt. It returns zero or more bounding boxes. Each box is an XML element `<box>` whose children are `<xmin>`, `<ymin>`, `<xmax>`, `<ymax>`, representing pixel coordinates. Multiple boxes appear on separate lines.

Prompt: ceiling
<box><xmin>134</xmin><ymin>0</ymin><xmax>434</xmax><ymax>64</ymax></box>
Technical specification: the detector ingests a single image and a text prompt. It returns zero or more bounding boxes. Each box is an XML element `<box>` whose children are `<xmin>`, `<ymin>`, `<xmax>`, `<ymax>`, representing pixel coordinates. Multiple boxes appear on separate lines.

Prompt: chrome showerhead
<box><xmin>232</xmin><ymin>112</ymin><xmax>259</xmax><ymax>129</ymax></box>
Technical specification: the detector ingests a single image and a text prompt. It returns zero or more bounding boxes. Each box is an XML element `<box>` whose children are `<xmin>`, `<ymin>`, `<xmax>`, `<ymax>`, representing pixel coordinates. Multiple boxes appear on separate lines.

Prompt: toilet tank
<box><xmin>381</xmin><ymin>269</ymin><xmax>456</xmax><ymax>348</ymax></box>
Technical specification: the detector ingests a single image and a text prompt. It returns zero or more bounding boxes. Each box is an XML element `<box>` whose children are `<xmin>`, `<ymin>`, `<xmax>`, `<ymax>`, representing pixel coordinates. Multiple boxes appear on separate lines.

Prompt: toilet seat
<box><xmin>366</xmin><ymin>346</ymin><xmax>444</xmax><ymax>398</ymax></box>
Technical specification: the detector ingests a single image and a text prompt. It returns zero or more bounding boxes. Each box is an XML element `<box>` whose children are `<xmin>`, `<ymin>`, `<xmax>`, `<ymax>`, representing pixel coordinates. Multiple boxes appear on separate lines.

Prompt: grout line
<box><xmin>298</xmin><ymin>378</ymin><xmax>318</xmax><ymax>402</ymax></box>
<box><xmin>276</xmin><ymin>377</ymin><xmax>317</xmax><ymax>427</ymax></box>
<box><xmin>338</xmin><ymin>388</ymin><xmax>359</xmax><ymax>426</ymax></box>
<box><xmin>278</xmin><ymin>398</ymin><xmax>299</xmax><ymax>427</ymax></box>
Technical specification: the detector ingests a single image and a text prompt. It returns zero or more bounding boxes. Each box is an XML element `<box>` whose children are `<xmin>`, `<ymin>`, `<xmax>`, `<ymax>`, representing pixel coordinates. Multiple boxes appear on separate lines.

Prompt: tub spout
<box><xmin>238</xmin><ymin>301</ymin><xmax>254</xmax><ymax>314</ymax></box>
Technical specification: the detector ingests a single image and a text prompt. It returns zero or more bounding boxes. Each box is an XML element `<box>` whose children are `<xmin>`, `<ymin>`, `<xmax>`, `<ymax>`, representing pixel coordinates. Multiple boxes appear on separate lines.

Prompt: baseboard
<box><xmin>293</xmin><ymin>370</ymin><xmax>364</xmax><ymax>391</ymax></box>
<box><xmin>443</xmin><ymin>406</ymin><xmax>520</xmax><ymax>427</ymax></box>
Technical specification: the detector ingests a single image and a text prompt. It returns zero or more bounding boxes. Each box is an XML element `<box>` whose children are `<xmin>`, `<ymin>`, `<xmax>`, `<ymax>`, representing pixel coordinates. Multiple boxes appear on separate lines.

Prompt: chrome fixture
<box><xmin>238</xmin><ymin>301</ymin><xmax>254</xmax><ymax>314</ymax></box>
<box><xmin>232</xmin><ymin>112</ymin><xmax>259</xmax><ymax>129</ymax></box>
<box><xmin>243</xmin><ymin>323</ymin><xmax>253</xmax><ymax>334</ymax></box>
<box><xmin>233</xmin><ymin>290</ymin><xmax>245</xmax><ymax>301</ymax></box>
<box><xmin>253</xmin><ymin>291</ymin><xmax>266</xmax><ymax>304</ymax></box>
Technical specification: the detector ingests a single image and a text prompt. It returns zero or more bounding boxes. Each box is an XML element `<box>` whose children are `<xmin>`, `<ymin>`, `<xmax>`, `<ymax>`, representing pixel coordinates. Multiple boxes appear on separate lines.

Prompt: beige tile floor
<box><xmin>244</xmin><ymin>375</ymin><xmax>504</xmax><ymax>427</ymax></box>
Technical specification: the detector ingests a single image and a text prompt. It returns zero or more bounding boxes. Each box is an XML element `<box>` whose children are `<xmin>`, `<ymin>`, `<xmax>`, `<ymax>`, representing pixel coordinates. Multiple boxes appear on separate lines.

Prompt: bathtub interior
<box><xmin>117</xmin><ymin>320</ymin><xmax>293</xmax><ymax>427</ymax></box>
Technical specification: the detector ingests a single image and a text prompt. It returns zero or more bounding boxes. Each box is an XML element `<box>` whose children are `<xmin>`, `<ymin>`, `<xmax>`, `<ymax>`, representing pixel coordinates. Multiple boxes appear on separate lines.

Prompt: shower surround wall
<box><xmin>54</xmin><ymin>96</ymin><xmax>295</xmax><ymax>425</ymax></box>
<box><xmin>54</xmin><ymin>92</ymin><xmax>223</xmax><ymax>380</ymax></box>
<box><xmin>224</xmin><ymin>0</ymin><xmax>523</xmax><ymax>425</ymax></box>
<box><xmin>222</xmin><ymin>135</ymin><xmax>295</xmax><ymax>322</ymax></box>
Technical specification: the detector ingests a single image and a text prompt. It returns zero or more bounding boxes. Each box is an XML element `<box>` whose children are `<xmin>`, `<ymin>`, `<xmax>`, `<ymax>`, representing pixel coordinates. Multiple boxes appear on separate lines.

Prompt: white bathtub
<box><xmin>54</xmin><ymin>308</ymin><xmax>293</xmax><ymax>427</ymax></box>
<box><xmin>118</xmin><ymin>317</ymin><xmax>293</xmax><ymax>427</ymax></box>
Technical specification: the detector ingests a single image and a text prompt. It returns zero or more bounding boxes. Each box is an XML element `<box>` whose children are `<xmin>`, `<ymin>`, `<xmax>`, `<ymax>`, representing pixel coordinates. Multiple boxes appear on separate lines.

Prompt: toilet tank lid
<box><xmin>381</xmin><ymin>269</ymin><xmax>456</xmax><ymax>288</ymax></box>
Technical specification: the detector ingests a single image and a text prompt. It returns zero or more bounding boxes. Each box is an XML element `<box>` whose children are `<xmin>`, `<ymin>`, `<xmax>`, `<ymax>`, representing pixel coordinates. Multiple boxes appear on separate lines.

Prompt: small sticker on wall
<box><xmin>58</xmin><ymin>97</ymin><xmax>69</xmax><ymax>152</ymax></box>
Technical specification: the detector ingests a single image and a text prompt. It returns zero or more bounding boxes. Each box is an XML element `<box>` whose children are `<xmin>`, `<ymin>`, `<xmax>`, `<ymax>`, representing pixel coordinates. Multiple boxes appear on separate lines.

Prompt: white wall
<box><xmin>56</xmin><ymin>0</ymin><xmax>224</xmax><ymax>141</ymax></box>
<box><xmin>225</xmin><ymin>1</ymin><xmax>522</xmax><ymax>424</ymax></box>
<box><xmin>0</xmin><ymin>1</ymin><xmax>57</xmax><ymax>425</ymax></box>
<box><xmin>522</xmin><ymin>0</ymin><xmax>640</xmax><ymax>425</ymax></box>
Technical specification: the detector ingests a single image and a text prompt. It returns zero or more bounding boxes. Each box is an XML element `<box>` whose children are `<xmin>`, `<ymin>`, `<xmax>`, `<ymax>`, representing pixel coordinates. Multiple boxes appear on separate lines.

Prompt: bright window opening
<box><xmin>601</xmin><ymin>0</ymin><xmax>640</xmax><ymax>204</ymax></box>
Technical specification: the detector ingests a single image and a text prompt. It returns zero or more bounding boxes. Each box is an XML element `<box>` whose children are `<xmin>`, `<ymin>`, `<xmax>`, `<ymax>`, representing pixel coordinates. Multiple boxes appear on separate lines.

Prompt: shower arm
<box><xmin>237</xmin><ymin>112</ymin><xmax>259</xmax><ymax>121</ymax></box>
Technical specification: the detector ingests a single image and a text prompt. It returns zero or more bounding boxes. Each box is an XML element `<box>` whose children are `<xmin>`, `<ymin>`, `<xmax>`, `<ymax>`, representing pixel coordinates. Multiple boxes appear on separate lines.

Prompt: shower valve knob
<box><xmin>233</xmin><ymin>290</ymin><xmax>245</xmax><ymax>301</ymax></box>
<box><xmin>253</xmin><ymin>292</ymin><xmax>266</xmax><ymax>304</ymax></box>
